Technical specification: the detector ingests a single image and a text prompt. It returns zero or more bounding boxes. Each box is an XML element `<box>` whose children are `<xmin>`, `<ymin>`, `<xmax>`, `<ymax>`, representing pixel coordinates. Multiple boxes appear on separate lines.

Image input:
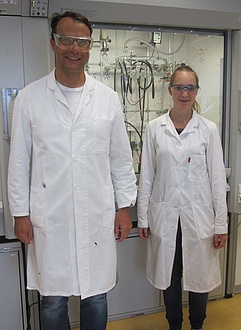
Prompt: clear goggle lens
<box><xmin>54</xmin><ymin>34</ymin><xmax>93</xmax><ymax>52</ymax></box>
<box><xmin>170</xmin><ymin>84</ymin><xmax>199</xmax><ymax>95</ymax></box>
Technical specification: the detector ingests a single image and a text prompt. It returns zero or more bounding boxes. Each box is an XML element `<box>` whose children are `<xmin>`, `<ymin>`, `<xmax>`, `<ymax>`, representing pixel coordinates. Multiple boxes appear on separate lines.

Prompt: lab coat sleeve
<box><xmin>137</xmin><ymin>122</ymin><xmax>157</xmax><ymax>228</ymax></box>
<box><xmin>109</xmin><ymin>95</ymin><xmax>137</xmax><ymax>208</ymax></box>
<box><xmin>8</xmin><ymin>92</ymin><xmax>32</xmax><ymax>216</ymax></box>
<box><xmin>206</xmin><ymin>123</ymin><xmax>228</xmax><ymax>234</ymax></box>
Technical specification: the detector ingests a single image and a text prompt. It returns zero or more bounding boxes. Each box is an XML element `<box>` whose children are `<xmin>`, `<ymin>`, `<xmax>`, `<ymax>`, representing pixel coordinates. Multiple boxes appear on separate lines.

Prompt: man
<box><xmin>8</xmin><ymin>11</ymin><xmax>137</xmax><ymax>330</ymax></box>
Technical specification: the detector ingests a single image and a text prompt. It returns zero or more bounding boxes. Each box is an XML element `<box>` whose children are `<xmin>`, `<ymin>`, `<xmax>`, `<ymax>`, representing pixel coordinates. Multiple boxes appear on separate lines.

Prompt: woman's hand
<box><xmin>214</xmin><ymin>233</ymin><xmax>227</xmax><ymax>249</ymax></box>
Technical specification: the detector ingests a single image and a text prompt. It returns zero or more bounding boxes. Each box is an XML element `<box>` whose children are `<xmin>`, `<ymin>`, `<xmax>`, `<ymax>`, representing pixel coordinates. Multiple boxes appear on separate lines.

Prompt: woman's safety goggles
<box><xmin>170</xmin><ymin>84</ymin><xmax>200</xmax><ymax>95</ymax></box>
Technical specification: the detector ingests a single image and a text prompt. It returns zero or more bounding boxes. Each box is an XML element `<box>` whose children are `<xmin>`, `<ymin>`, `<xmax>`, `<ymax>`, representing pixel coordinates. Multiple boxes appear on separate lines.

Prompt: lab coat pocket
<box><xmin>188</xmin><ymin>154</ymin><xmax>207</xmax><ymax>181</ymax></box>
<box><xmin>103</xmin><ymin>186</ymin><xmax>115</xmax><ymax>228</ymax></box>
<box><xmin>193</xmin><ymin>202</ymin><xmax>215</xmax><ymax>239</ymax></box>
<box><xmin>30</xmin><ymin>187</ymin><xmax>47</xmax><ymax>230</ymax></box>
<box><xmin>93</xmin><ymin>119</ymin><xmax>111</xmax><ymax>153</ymax></box>
<box><xmin>148</xmin><ymin>200</ymin><xmax>167</xmax><ymax>238</ymax></box>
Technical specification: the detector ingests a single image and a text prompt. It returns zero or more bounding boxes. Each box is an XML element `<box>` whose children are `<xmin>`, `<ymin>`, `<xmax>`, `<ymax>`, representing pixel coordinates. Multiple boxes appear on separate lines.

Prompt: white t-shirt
<box><xmin>57</xmin><ymin>81</ymin><xmax>84</xmax><ymax>116</ymax></box>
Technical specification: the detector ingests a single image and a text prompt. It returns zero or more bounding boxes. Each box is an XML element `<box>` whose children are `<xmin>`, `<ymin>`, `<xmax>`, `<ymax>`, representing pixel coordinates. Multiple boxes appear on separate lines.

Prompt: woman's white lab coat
<box><xmin>138</xmin><ymin>110</ymin><xmax>227</xmax><ymax>293</ymax></box>
<box><xmin>8</xmin><ymin>70</ymin><xmax>137</xmax><ymax>299</ymax></box>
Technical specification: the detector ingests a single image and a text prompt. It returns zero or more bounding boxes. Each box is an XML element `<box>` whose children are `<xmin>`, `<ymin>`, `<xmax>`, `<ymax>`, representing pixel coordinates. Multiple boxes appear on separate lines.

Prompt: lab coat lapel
<box><xmin>47</xmin><ymin>70</ymin><xmax>69</xmax><ymax>109</ymax></box>
<box><xmin>74</xmin><ymin>73</ymin><xmax>95</xmax><ymax>119</ymax></box>
<box><xmin>183</xmin><ymin>110</ymin><xmax>199</xmax><ymax>134</ymax></box>
<box><xmin>164</xmin><ymin>112</ymin><xmax>180</xmax><ymax>138</ymax></box>
<box><xmin>164</xmin><ymin>109</ymin><xmax>200</xmax><ymax>137</ymax></box>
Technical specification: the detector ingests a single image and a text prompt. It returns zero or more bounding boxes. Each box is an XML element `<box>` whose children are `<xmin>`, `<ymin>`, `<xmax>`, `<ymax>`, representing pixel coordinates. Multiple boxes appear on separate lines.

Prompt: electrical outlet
<box><xmin>238</xmin><ymin>184</ymin><xmax>241</xmax><ymax>203</ymax></box>
<box><xmin>238</xmin><ymin>194</ymin><xmax>241</xmax><ymax>203</ymax></box>
<box><xmin>152</xmin><ymin>32</ymin><xmax>162</xmax><ymax>44</ymax></box>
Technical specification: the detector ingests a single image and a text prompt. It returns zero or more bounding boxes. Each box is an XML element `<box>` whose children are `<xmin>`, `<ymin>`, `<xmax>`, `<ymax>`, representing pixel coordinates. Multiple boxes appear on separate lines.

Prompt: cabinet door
<box><xmin>0</xmin><ymin>16</ymin><xmax>24</xmax><ymax>89</ymax></box>
<box><xmin>107</xmin><ymin>236</ymin><xmax>160</xmax><ymax>320</ymax></box>
<box><xmin>0</xmin><ymin>16</ymin><xmax>25</xmax><ymax>239</ymax></box>
<box><xmin>0</xmin><ymin>250</ymin><xmax>25</xmax><ymax>329</ymax></box>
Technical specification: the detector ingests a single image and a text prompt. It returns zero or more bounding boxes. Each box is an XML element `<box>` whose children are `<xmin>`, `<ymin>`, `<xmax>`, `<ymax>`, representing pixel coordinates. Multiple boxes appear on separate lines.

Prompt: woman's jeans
<box><xmin>40</xmin><ymin>293</ymin><xmax>107</xmax><ymax>330</ymax></box>
<box><xmin>163</xmin><ymin>222</ymin><xmax>208</xmax><ymax>330</ymax></box>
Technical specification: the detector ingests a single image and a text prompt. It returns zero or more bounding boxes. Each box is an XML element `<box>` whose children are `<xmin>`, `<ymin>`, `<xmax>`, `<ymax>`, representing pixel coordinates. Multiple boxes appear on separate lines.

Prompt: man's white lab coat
<box><xmin>138</xmin><ymin>110</ymin><xmax>227</xmax><ymax>293</ymax></box>
<box><xmin>8</xmin><ymin>70</ymin><xmax>137</xmax><ymax>299</ymax></box>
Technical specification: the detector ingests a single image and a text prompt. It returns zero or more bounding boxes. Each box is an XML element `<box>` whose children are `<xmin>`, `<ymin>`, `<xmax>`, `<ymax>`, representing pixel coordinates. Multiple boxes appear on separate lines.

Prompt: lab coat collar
<box><xmin>47</xmin><ymin>69</ymin><xmax>67</xmax><ymax>106</ymax></box>
<box><xmin>163</xmin><ymin>109</ymin><xmax>200</xmax><ymax>136</ymax></box>
<box><xmin>46</xmin><ymin>69</ymin><xmax>95</xmax><ymax>113</ymax></box>
<box><xmin>47</xmin><ymin>69</ymin><xmax>95</xmax><ymax>91</ymax></box>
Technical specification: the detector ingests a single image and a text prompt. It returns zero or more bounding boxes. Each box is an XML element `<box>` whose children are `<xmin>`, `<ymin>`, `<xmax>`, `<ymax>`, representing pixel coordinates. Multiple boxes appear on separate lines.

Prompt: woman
<box><xmin>137</xmin><ymin>65</ymin><xmax>228</xmax><ymax>330</ymax></box>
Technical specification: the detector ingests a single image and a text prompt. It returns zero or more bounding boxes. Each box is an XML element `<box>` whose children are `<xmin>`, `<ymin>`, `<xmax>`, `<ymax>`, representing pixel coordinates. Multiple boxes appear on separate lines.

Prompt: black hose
<box><xmin>124</xmin><ymin>120</ymin><xmax>142</xmax><ymax>149</ymax></box>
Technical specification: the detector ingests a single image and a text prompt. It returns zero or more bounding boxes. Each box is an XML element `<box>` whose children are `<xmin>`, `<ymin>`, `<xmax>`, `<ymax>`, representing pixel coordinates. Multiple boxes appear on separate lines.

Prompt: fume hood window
<box><xmin>87</xmin><ymin>26</ymin><xmax>224</xmax><ymax>173</ymax></box>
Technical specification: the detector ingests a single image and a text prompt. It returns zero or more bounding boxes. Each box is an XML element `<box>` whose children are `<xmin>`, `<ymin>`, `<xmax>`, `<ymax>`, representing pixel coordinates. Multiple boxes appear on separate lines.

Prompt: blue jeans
<box><xmin>163</xmin><ymin>221</ymin><xmax>208</xmax><ymax>330</ymax></box>
<box><xmin>40</xmin><ymin>293</ymin><xmax>107</xmax><ymax>330</ymax></box>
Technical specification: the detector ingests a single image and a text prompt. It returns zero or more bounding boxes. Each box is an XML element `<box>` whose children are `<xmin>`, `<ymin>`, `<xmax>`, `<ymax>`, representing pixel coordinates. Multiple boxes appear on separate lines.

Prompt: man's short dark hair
<box><xmin>50</xmin><ymin>11</ymin><xmax>93</xmax><ymax>39</ymax></box>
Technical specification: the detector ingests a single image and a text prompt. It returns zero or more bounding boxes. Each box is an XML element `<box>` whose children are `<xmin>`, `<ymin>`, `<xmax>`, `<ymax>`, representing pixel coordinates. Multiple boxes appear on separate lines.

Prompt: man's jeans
<box><xmin>40</xmin><ymin>293</ymin><xmax>107</xmax><ymax>330</ymax></box>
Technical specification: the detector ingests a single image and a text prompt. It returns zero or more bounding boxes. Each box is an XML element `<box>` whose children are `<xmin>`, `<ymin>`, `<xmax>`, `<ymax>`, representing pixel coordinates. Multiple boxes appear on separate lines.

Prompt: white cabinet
<box><xmin>107</xmin><ymin>229</ymin><xmax>161</xmax><ymax>320</ymax></box>
<box><xmin>0</xmin><ymin>241</ymin><xmax>27</xmax><ymax>330</ymax></box>
<box><xmin>235</xmin><ymin>214</ymin><xmax>241</xmax><ymax>291</ymax></box>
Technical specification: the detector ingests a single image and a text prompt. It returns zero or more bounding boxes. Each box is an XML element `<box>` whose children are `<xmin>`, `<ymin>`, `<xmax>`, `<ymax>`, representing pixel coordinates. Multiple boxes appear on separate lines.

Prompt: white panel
<box><xmin>235</xmin><ymin>215</ymin><xmax>241</xmax><ymax>287</ymax></box>
<box><xmin>0</xmin><ymin>203</ymin><xmax>4</xmax><ymax>235</ymax></box>
<box><xmin>235</xmin><ymin>215</ymin><xmax>241</xmax><ymax>292</ymax></box>
<box><xmin>228</xmin><ymin>30</ymin><xmax>241</xmax><ymax>214</ymax></box>
<box><xmin>22</xmin><ymin>17</ymin><xmax>54</xmax><ymax>86</ymax></box>
<box><xmin>0</xmin><ymin>16</ymin><xmax>52</xmax><ymax>238</ymax></box>
<box><xmin>0</xmin><ymin>241</ymin><xmax>27</xmax><ymax>329</ymax></box>
<box><xmin>48</xmin><ymin>0</ymin><xmax>241</xmax><ymax>30</ymax></box>
<box><xmin>239</xmin><ymin>90</ymin><xmax>241</xmax><ymax>132</ymax></box>
<box><xmin>0</xmin><ymin>16</ymin><xmax>24</xmax><ymax>238</ymax></box>
<box><xmin>107</xmin><ymin>233</ymin><xmax>160</xmax><ymax>320</ymax></box>
<box><xmin>76</xmin><ymin>0</ymin><xmax>241</xmax><ymax>13</ymax></box>
<box><xmin>0</xmin><ymin>0</ymin><xmax>22</xmax><ymax>16</ymax></box>
<box><xmin>0</xmin><ymin>16</ymin><xmax>24</xmax><ymax>89</ymax></box>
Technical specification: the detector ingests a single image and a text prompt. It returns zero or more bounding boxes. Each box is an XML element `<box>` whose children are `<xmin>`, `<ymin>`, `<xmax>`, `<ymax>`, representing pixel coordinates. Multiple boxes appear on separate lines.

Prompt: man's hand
<box><xmin>138</xmin><ymin>227</ymin><xmax>150</xmax><ymax>240</ymax></box>
<box><xmin>14</xmin><ymin>216</ymin><xmax>34</xmax><ymax>244</ymax></box>
<box><xmin>114</xmin><ymin>207</ymin><xmax>132</xmax><ymax>242</ymax></box>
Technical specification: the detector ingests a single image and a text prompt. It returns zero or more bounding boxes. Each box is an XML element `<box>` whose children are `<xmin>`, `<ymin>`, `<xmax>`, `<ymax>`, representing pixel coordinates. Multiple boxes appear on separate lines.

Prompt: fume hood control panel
<box><xmin>30</xmin><ymin>0</ymin><xmax>48</xmax><ymax>17</ymax></box>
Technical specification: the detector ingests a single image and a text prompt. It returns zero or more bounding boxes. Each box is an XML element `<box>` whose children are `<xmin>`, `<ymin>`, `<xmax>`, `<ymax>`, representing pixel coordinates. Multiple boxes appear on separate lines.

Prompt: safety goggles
<box><xmin>170</xmin><ymin>84</ymin><xmax>200</xmax><ymax>95</ymax></box>
<box><xmin>53</xmin><ymin>34</ymin><xmax>93</xmax><ymax>52</ymax></box>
